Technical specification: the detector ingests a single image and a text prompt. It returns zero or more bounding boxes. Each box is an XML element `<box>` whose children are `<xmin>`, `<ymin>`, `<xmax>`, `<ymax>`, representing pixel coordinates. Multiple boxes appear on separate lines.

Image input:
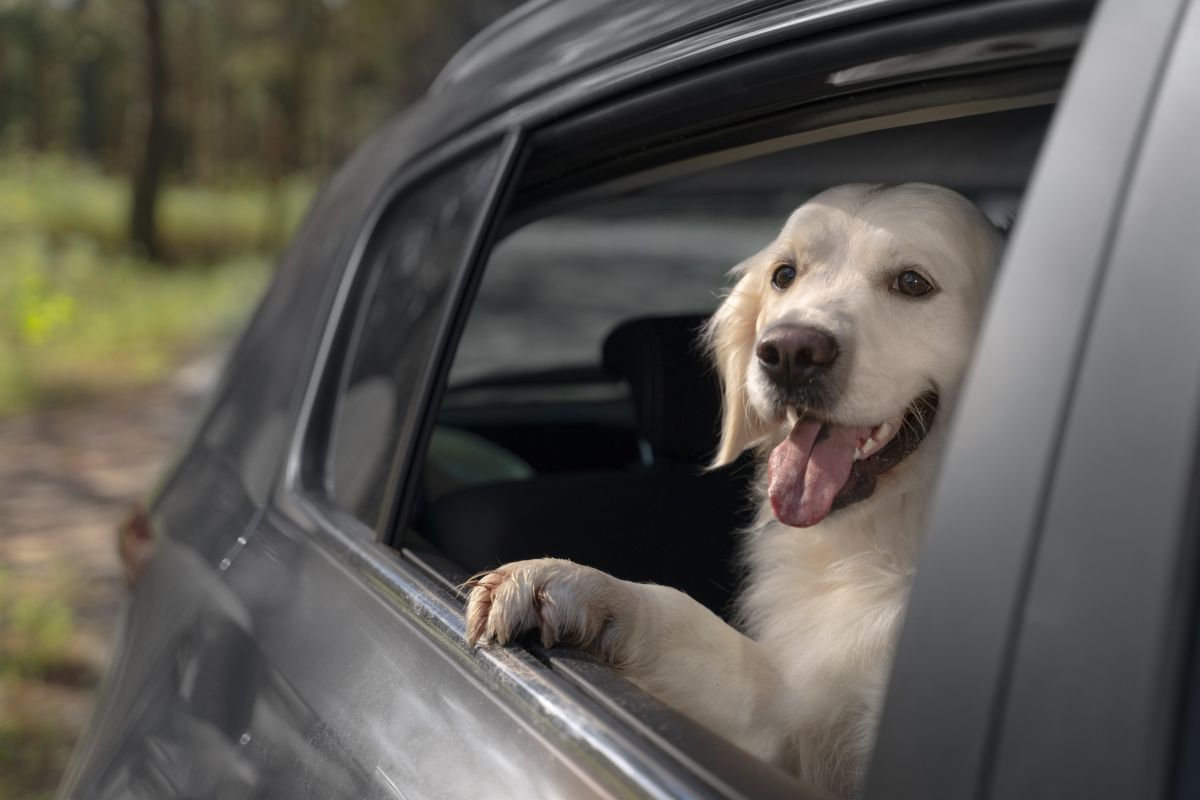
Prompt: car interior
<box><xmin>404</xmin><ymin>104</ymin><xmax>1054</xmax><ymax>618</ymax></box>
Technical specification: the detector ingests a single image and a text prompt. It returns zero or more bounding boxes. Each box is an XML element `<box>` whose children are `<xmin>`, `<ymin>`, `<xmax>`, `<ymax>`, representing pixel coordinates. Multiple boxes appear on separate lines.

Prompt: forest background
<box><xmin>0</xmin><ymin>1</ymin><xmax>520</xmax><ymax>796</ymax></box>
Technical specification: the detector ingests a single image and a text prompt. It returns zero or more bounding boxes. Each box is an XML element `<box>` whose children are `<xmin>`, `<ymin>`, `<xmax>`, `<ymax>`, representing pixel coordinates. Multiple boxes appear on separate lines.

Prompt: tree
<box><xmin>129</xmin><ymin>0</ymin><xmax>167</xmax><ymax>260</ymax></box>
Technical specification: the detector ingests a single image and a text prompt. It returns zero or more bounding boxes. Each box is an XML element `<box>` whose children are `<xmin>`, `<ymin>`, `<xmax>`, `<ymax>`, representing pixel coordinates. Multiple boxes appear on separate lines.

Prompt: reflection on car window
<box><xmin>330</xmin><ymin>148</ymin><xmax>504</xmax><ymax>528</ymax></box>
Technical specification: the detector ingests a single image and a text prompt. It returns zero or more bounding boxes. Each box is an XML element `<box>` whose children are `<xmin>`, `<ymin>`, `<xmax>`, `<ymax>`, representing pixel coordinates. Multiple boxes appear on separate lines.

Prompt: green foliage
<box><xmin>0</xmin><ymin>156</ymin><xmax>312</xmax><ymax>261</ymax></box>
<box><xmin>0</xmin><ymin>571</ymin><xmax>75</xmax><ymax>682</ymax></box>
<box><xmin>0</xmin><ymin>571</ymin><xmax>88</xmax><ymax>800</ymax></box>
<box><xmin>0</xmin><ymin>712</ymin><xmax>67</xmax><ymax>800</ymax></box>
<box><xmin>6</xmin><ymin>246</ymin><xmax>76</xmax><ymax>348</ymax></box>
<box><xmin>0</xmin><ymin>0</ymin><xmax>523</xmax><ymax>183</ymax></box>
<box><xmin>0</xmin><ymin>235</ymin><xmax>272</xmax><ymax>415</ymax></box>
<box><xmin>0</xmin><ymin>156</ymin><xmax>288</xmax><ymax>415</ymax></box>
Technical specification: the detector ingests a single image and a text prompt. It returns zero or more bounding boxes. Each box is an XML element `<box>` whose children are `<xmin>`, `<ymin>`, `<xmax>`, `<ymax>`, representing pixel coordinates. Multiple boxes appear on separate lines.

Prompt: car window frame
<box><xmin>273</xmin><ymin>133</ymin><xmax>808</xmax><ymax>800</ymax></box>
<box><xmin>327</xmin><ymin>144</ymin><xmax>520</xmax><ymax>529</ymax></box>
<box><xmin>272</xmin><ymin>1</ymin><xmax>1107</xmax><ymax>796</ymax></box>
<box><xmin>283</xmin><ymin>130</ymin><xmax>522</xmax><ymax>537</ymax></box>
<box><xmin>384</xmin><ymin>4</ymin><xmax>1090</xmax><ymax>554</ymax></box>
<box><xmin>282</xmin><ymin>1</ymin><xmax>1094</xmax><ymax>560</ymax></box>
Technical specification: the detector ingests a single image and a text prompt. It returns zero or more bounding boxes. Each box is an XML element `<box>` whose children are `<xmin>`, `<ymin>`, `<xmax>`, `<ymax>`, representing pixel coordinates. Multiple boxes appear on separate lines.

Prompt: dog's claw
<box><xmin>461</xmin><ymin>559</ymin><xmax>617</xmax><ymax>658</ymax></box>
<box><xmin>464</xmin><ymin>569</ymin><xmax>508</xmax><ymax>647</ymax></box>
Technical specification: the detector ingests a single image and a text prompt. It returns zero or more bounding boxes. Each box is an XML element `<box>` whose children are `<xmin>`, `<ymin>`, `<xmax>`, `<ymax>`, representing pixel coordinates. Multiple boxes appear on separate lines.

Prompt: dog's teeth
<box><xmin>855</xmin><ymin>421</ymin><xmax>897</xmax><ymax>461</ymax></box>
<box><xmin>856</xmin><ymin>437</ymin><xmax>878</xmax><ymax>460</ymax></box>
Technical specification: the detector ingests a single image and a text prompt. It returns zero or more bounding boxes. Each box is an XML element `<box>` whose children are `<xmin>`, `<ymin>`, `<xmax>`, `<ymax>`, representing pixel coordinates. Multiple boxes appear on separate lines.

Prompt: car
<box><xmin>60</xmin><ymin>0</ymin><xmax>1200</xmax><ymax>797</ymax></box>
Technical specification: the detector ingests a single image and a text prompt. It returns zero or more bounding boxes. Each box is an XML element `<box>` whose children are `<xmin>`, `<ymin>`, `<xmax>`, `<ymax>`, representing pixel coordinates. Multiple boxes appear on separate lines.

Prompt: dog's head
<box><xmin>705</xmin><ymin>183</ymin><xmax>1002</xmax><ymax>527</ymax></box>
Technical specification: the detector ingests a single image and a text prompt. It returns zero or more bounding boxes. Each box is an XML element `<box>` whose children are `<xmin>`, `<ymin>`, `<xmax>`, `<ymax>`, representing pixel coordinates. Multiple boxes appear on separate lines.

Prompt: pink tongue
<box><xmin>768</xmin><ymin>419</ymin><xmax>869</xmax><ymax>527</ymax></box>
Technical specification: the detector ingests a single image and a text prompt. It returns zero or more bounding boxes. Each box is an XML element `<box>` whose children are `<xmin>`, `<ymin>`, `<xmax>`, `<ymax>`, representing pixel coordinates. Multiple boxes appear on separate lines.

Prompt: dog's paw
<box><xmin>464</xmin><ymin>558</ymin><xmax>626</xmax><ymax>657</ymax></box>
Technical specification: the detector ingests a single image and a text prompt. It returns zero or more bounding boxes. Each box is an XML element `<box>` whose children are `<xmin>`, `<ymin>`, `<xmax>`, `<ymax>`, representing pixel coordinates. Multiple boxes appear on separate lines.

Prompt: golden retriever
<box><xmin>465</xmin><ymin>183</ymin><xmax>1002</xmax><ymax>797</ymax></box>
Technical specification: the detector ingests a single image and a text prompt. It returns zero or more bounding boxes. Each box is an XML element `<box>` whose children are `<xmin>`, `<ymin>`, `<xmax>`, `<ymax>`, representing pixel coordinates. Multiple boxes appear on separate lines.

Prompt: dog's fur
<box><xmin>465</xmin><ymin>183</ymin><xmax>1002</xmax><ymax>797</ymax></box>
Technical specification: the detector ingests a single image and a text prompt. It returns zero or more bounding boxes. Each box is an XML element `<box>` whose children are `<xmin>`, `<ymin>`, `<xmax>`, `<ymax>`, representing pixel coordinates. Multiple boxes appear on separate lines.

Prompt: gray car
<box><xmin>61</xmin><ymin>0</ymin><xmax>1200</xmax><ymax>797</ymax></box>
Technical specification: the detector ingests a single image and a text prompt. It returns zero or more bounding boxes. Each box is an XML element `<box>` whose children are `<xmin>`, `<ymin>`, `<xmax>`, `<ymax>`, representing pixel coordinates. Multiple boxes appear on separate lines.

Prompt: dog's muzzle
<box><xmin>756</xmin><ymin>324</ymin><xmax>839</xmax><ymax>400</ymax></box>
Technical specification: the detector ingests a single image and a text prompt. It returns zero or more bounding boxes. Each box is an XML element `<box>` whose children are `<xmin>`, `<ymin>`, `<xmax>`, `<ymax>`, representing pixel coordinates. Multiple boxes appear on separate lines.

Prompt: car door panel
<box><xmin>219</xmin><ymin>508</ymin><xmax>629</xmax><ymax>799</ymax></box>
<box><xmin>988</xmin><ymin>3</ymin><xmax>1200</xmax><ymax>796</ymax></box>
<box><xmin>58</xmin><ymin>125</ymin><xmax>517</xmax><ymax>800</ymax></box>
<box><xmin>869</xmin><ymin>0</ymin><xmax>1191</xmax><ymax>796</ymax></box>
<box><xmin>183</xmin><ymin>131</ymin><xmax>667</xmax><ymax>798</ymax></box>
<box><xmin>59</xmin><ymin>530</ymin><xmax>263</xmax><ymax>799</ymax></box>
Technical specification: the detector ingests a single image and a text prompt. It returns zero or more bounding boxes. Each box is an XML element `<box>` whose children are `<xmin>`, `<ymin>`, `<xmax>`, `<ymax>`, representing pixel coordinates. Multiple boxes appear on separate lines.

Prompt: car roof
<box><xmin>376</xmin><ymin>0</ymin><xmax>950</xmax><ymax>188</ymax></box>
<box><xmin>427</xmin><ymin>0</ymin><xmax>958</xmax><ymax>124</ymax></box>
<box><xmin>430</xmin><ymin>0</ymin><xmax>782</xmax><ymax>99</ymax></box>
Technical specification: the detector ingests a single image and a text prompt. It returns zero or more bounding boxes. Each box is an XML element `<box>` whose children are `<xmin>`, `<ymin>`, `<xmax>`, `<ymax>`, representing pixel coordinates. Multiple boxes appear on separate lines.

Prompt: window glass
<box><xmin>329</xmin><ymin>148</ymin><xmax>504</xmax><ymax>527</ymax></box>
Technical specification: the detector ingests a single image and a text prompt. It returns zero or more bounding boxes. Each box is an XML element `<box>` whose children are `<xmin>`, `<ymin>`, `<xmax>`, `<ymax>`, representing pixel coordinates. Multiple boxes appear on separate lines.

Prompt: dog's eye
<box><xmin>892</xmin><ymin>269</ymin><xmax>935</xmax><ymax>298</ymax></box>
<box><xmin>771</xmin><ymin>264</ymin><xmax>797</xmax><ymax>290</ymax></box>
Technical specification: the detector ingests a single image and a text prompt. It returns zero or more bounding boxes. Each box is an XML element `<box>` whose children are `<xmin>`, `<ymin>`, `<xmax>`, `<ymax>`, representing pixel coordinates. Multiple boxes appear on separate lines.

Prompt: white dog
<box><xmin>465</xmin><ymin>183</ymin><xmax>1001</xmax><ymax>797</ymax></box>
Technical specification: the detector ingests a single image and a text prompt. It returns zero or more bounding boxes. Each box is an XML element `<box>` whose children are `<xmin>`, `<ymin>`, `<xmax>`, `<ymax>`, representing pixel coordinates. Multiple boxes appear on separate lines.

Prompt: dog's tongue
<box><xmin>769</xmin><ymin>419</ymin><xmax>869</xmax><ymax>527</ymax></box>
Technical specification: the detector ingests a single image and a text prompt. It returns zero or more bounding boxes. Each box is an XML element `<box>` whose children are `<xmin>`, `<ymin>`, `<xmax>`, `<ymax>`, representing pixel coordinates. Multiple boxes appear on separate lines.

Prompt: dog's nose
<box><xmin>756</xmin><ymin>325</ymin><xmax>839</xmax><ymax>388</ymax></box>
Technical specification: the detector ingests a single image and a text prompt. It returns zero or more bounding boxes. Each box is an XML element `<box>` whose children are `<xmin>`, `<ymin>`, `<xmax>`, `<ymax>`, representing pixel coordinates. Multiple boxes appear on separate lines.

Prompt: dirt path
<box><xmin>1</xmin><ymin>356</ymin><xmax>217</xmax><ymax>645</ymax></box>
<box><xmin>0</xmin><ymin>355</ymin><xmax>219</xmax><ymax>798</ymax></box>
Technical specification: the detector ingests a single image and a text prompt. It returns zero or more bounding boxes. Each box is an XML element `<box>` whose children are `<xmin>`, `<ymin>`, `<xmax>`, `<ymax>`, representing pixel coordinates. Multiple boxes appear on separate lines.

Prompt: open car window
<box><xmin>409</xmin><ymin>107</ymin><xmax>1044</xmax><ymax>616</ymax></box>
<box><xmin>301</xmin><ymin>7</ymin><xmax>1095</xmax><ymax>794</ymax></box>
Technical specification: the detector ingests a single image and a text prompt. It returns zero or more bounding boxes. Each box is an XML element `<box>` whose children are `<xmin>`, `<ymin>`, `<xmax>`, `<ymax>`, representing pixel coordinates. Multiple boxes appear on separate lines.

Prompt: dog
<box><xmin>465</xmin><ymin>183</ymin><xmax>1002</xmax><ymax>797</ymax></box>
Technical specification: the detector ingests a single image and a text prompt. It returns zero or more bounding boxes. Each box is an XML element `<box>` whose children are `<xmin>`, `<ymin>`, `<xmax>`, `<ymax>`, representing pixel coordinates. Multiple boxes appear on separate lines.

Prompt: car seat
<box><xmin>420</xmin><ymin>315</ymin><xmax>756</xmax><ymax>616</ymax></box>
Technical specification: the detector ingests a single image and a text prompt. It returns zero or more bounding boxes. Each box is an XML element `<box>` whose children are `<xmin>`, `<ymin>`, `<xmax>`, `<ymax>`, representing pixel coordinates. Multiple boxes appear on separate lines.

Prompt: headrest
<box><xmin>602</xmin><ymin>315</ymin><xmax>721</xmax><ymax>463</ymax></box>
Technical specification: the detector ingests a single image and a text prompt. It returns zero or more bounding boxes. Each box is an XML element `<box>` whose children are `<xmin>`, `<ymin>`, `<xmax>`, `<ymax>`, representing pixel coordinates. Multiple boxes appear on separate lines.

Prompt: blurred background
<box><xmin>0</xmin><ymin>1</ymin><xmax>520</xmax><ymax>796</ymax></box>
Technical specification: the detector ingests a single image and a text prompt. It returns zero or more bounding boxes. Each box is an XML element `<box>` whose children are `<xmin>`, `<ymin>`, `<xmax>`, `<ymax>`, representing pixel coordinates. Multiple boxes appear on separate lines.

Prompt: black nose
<box><xmin>756</xmin><ymin>324</ymin><xmax>839</xmax><ymax>389</ymax></box>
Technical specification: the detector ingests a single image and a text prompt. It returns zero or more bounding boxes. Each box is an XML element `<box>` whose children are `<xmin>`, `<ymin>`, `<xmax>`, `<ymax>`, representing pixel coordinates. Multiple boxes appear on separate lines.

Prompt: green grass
<box><xmin>0</xmin><ymin>154</ymin><xmax>311</xmax><ymax>415</ymax></box>
<box><xmin>0</xmin><ymin>571</ymin><xmax>94</xmax><ymax>800</ymax></box>
<box><xmin>0</xmin><ymin>234</ymin><xmax>272</xmax><ymax>414</ymax></box>
<box><xmin>0</xmin><ymin>712</ymin><xmax>69</xmax><ymax>800</ymax></box>
<box><xmin>0</xmin><ymin>571</ymin><xmax>80</xmax><ymax>683</ymax></box>
<box><xmin>0</xmin><ymin>155</ymin><xmax>313</xmax><ymax>261</ymax></box>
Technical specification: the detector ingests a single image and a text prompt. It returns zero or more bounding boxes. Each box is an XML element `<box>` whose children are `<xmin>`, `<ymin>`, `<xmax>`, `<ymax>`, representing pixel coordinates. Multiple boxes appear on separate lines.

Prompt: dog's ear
<box><xmin>704</xmin><ymin>259</ymin><xmax>770</xmax><ymax>468</ymax></box>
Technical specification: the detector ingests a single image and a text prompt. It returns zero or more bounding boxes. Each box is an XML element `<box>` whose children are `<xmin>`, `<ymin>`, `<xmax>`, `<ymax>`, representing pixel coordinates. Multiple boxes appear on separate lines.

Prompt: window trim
<box><xmin>377</xmin><ymin>135</ymin><xmax>528</xmax><ymax>544</ymax></box>
<box><xmin>505</xmin><ymin>0</ymin><xmax>1087</xmax><ymax>216</ymax></box>
<box><xmin>282</xmin><ymin>130</ymin><xmax>522</xmax><ymax>536</ymax></box>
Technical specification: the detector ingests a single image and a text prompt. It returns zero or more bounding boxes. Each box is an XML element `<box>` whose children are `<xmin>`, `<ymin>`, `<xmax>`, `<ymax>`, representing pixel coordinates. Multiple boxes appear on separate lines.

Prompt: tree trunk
<box><xmin>129</xmin><ymin>0</ymin><xmax>168</xmax><ymax>261</ymax></box>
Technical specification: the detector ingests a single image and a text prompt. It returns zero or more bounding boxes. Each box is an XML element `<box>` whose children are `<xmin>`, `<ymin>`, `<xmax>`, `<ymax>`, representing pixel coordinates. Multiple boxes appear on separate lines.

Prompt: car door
<box><xmin>55</xmin><ymin>108</ymin><xmax>466</xmax><ymax>799</ymax></box>
<box><xmin>980</xmin><ymin>4</ymin><xmax>1200</xmax><ymax>797</ymax></box>
<box><xmin>185</xmin><ymin>5</ymin><xmax>1103</xmax><ymax>800</ymax></box>
<box><xmin>870</xmin><ymin>0</ymin><xmax>1199</xmax><ymax>798</ymax></box>
<box><xmin>201</xmin><ymin>141</ymin><xmax>543</xmax><ymax>799</ymax></box>
<box><xmin>63</xmin><ymin>1</ymin><xmax>1129</xmax><ymax>798</ymax></box>
<box><xmin>64</xmin><ymin>120</ymin><xmax>612</xmax><ymax>800</ymax></box>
